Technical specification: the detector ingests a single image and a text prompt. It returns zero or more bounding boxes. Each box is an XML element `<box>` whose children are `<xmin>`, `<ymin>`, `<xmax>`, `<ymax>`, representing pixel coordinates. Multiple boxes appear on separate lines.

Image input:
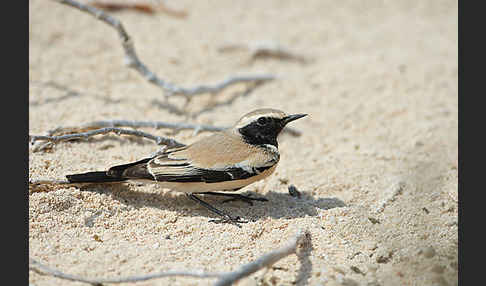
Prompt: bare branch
<box><xmin>214</xmin><ymin>229</ymin><xmax>309</xmax><ymax>286</ymax></box>
<box><xmin>219</xmin><ymin>41</ymin><xmax>309</xmax><ymax>64</ymax></box>
<box><xmin>167</xmin><ymin>74</ymin><xmax>275</xmax><ymax>98</ymax></box>
<box><xmin>29</xmin><ymin>179</ymin><xmax>74</xmax><ymax>194</ymax></box>
<box><xmin>79</xmin><ymin>120</ymin><xmax>225</xmax><ymax>134</ymax></box>
<box><xmin>29</xmin><ymin>179</ymin><xmax>71</xmax><ymax>185</ymax></box>
<box><xmin>53</xmin><ymin>0</ymin><xmax>275</xmax><ymax>98</ymax></box>
<box><xmin>29</xmin><ymin>127</ymin><xmax>185</xmax><ymax>148</ymax></box>
<box><xmin>29</xmin><ymin>230</ymin><xmax>310</xmax><ymax>285</ymax></box>
<box><xmin>31</xmin><ymin>141</ymin><xmax>55</xmax><ymax>152</ymax></box>
<box><xmin>30</xmin><ymin>119</ymin><xmax>215</xmax><ymax>152</ymax></box>
<box><xmin>374</xmin><ymin>180</ymin><xmax>406</xmax><ymax>213</ymax></box>
<box><xmin>29</xmin><ymin>259</ymin><xmax>222</xmax><ymax>285</ymax></box>
<box><xmin>90</xmin><ymin>0</ymin><xmax>189</xmax><ymax>18</ymax></box>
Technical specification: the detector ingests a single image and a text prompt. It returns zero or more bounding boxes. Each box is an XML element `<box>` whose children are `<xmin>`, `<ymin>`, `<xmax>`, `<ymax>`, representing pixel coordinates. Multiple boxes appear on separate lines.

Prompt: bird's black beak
<box><xmin>282</xmin><ymin>114</ymin><xmax>307</xmax><ymax>125</ymax></box>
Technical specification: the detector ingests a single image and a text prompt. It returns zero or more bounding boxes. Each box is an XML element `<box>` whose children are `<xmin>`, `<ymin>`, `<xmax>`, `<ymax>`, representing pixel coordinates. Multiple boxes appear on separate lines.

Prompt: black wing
<box><xmin>153</xmin><ymin>165</ymin><xmax>273</xmax><ymax>183</ymax></box>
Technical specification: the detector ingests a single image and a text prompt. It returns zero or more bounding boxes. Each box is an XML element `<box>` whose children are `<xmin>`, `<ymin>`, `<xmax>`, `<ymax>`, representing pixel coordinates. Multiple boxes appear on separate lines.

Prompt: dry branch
<box><xmin>90</xmin><ymin>0</ymin><xmax>189</xmax><ymax>18</ymax></box>
<box><xmin>29</xmin><ymin>179</ymin><xmax>71</xmax><ymax>185</ymax></box>
<box><xmin>29</xmin><ymin>258</ymin><xmax>222</xmax><ymax>285</ymax></box>
<box><xmin>29</xmin><ymin>127</ymin><xmax>185</xmax><ymax>148</ymax></box>
<box><xmin>219</xmin><ymin>41</ymin><xmax>309</xmax><ymax>64</ymax></box>
<box><xmin>91</xmin><ymin>1</ymin><xmax>159</xmax><ymax>15</ymax></box>
<box><xmin>29</xmin><ymin>119</ymin><xmax>222</xmax><ymax>152</ymax></box>
<box><xmin>79</xmin><ymin>119</ymin><xmax>224</xmax><ymax>134</ymax></box>
<box><xmin>53</xmin><ymin>0</ymin><xmax>275</xmax><ymax>100</ymax></box>
<box><xmin>214</xmin><ymin>229</ymin><xmax>309</xmax><ymax>286</ymax></box>
<box><xmin>29</xmin><ymin>179</ymin><xmax>74</xmax><ymax>194</ymax></box>
<box><xmin>29</xmin><ymin>230</ymin><xmax>309</xmax><ymax>285</ymax></box>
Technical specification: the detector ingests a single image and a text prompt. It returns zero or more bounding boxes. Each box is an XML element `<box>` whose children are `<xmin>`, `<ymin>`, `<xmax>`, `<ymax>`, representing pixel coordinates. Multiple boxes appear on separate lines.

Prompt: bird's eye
<box><xmin>257</xmin><ymin>117</ymin><xmax>268</xmax><ymax>126</ymax></box>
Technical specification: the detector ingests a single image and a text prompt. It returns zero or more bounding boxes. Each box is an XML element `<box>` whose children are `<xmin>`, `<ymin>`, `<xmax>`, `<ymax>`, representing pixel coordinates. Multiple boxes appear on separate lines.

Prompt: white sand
<box><xmin>29</xmin><ymin>1</ymin><xmax>458</xmax><ymax>285</ymax></box>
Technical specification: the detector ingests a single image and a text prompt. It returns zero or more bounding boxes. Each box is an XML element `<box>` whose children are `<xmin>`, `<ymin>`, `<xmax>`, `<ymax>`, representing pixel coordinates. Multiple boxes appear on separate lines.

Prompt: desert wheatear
<box><xmin>67</xmin><ymin>108</ymin><xmax>307</xmax><ymax>225</ymax></box>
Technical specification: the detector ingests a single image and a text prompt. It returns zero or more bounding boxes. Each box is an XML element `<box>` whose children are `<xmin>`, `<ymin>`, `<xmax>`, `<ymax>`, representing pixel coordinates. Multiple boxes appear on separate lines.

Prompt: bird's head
<box><xmin>233</xmin><ymin>108</ymin><xmax>307</xmax><ymax>147</ymax></box>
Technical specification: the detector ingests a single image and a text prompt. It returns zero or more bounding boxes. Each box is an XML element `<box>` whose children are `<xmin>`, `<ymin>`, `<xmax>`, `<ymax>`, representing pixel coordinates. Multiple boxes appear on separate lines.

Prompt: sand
<box><xmin>29</xmin><ymin>0</ymin><xmax>458</xmax><ymax>285</ymax></box>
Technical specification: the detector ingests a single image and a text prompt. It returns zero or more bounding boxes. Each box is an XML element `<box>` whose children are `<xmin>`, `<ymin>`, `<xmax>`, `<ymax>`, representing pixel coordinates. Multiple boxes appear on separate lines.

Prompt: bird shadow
<box><xmin>77</xmin><ymin>184</ymin><xmax>335</xmax><ymax>284</ymax></box>
<box><xmin>77</xmin><ymin>183</ymin><xmax>346</xmax><ymax>221</ymax></box>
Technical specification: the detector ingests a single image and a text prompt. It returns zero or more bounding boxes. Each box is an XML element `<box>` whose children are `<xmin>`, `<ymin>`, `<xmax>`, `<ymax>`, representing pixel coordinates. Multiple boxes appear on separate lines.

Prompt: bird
<box><xmin>66</xmin><ymin>108</ymin><xmax>307</xmax><ymax>225</ymax></box>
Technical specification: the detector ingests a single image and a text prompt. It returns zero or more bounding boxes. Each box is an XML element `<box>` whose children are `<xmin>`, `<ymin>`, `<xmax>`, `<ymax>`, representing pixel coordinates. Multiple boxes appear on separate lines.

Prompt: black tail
<box><xmin>66</xmin><ymin>171</ymin><xmax>127</xmax><ymax>183</ymax></box>
<box><xmin>66</xmin><ymin>157</ymin><xmax>153</xmax><ymax>183</ymax></box>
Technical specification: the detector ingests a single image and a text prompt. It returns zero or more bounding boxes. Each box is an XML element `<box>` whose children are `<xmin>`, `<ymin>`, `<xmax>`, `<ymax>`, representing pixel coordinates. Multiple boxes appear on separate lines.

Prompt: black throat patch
<box><xmin>238</xmin><ymin>118</ymin><xmax>283</xmax><ymax>147</ymax></box>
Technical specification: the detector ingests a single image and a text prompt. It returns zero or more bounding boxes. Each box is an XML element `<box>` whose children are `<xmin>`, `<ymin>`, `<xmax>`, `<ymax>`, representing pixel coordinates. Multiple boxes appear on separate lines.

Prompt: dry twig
<box><xmin>90</xmin><ymin>1</ymin><xmax>159</xmax><ymax>14</ymax></box>
<box><xmin>29</xmin><ymin>119</ymin><xmax>216</xmax><ymax>152</ymax></box>
<box><xmin>29</xmin><ymin>127</ymin><xmax>185</xmax><ymax>148</ymax></box>
<box><xmin>214</xmin><ymin>229</ymin><xmax>309</xmax><ymax>286</ymax></box>
<box><xmin>219</xmin><ymin>41</ymin><xmax>309</xmax><ymax>64</ymax></box>
<box><xmin>374</xmin><ymin>180</ymin><xmax>406</xmax><ymax>213</ymax></box>
<box><xmin>53</xmin><ymin>0</ymin><xmax>274</xmax><ymax>101</ymax></box>
<box><xmin>29</xmin><ymin>230</ymin><xmax>309</xmax><ymax>285</ymax></box>
<box><xmin>78</xmin><ymin>119</ymin><xmax>224</xmax><ymax>135</ymax></box>
<box><xmin>29</xmin><ymin>258</ymin><xmax>222</xmax><ymax>284</ymax></box>
<box><xmin>29</xmin><ymin>179</ymin><xmax>74</xmax><ymax>193</ymax></box>
<box><xmin>29</xmin><ymin>179</ymin><xmax>71</xmax><ymax>185</ymax></box>
<box><xmin>90</xmin><ymin>0</ymin><xmax>189</xmax><ymax>18</ymax></box>
<box><xmin>29</xmin><ymin>117</ymin><xmax>224</xmax><ymax>152</ymax></box>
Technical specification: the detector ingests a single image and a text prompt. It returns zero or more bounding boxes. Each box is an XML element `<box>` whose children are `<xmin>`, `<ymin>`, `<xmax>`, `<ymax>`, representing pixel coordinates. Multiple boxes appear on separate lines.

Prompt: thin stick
<box><xmin>29</xmin><ymin>230</ymin><xmax>309</xmax><ymax>285</ymax></box>
<box><xmin>80</xmin><ymin>120</ymin><xmax>225</xmax><ymax>135</ymax></box>
<box><xmin>29</xmin><ymin>179</ymin><xmax>72</xmax><ymax>194</ymax></box>
<box><xmin>29</xmin><ymin>259</ymin><xmax>222</xmax><ymax>284</ymax></box>
<box><xmin>214</xmin><ymin>230</ymin><xmax>309</xmax><ymax>286</ymax></box>
<box><xmin>219</xmin><ymin>41</ymin><xmax>309</xmax><ymax>64</ymax></box>
<box><xmin>29</xmin><ymin>127</ymin><xmax>185</xmax><ymax>148</ymax></box>
<box><xmin>167</xmin><ymin>74</ymin><xmax>275</xmax><ymax>98</ymax></box>
<box><xmin>29</xmin><ymin>179</ymin><xmax>70</xmax><ymax>185</ymax></box>
<box><xmin>52</xmin><ymin>0</ymin><xmax>275</xmax><ymax>98</ymax></box>
<box><xmin>29</xmin><ymin>120</ymin><xmax>218</xmax><ymax>152</ymax></box>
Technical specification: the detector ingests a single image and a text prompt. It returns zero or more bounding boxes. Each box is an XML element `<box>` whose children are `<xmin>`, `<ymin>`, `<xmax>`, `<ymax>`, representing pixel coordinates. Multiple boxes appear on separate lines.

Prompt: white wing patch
<box><xmin>233</xmin><ymin>160</ymin><xmax>254</xmax><ymax>173</ymax></box>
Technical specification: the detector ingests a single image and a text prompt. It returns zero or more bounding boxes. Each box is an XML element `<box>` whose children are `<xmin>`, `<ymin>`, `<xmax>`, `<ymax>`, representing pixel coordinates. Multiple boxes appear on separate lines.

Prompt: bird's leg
<box><xmin>197</xmin><ymin>191</ymin><xmax>268</xmax><ymax>205</ymax></box>
<box><xmin>186</xmin><ymin>193</ymin><xmax>248</xmax><ymax>227</ymax></box>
